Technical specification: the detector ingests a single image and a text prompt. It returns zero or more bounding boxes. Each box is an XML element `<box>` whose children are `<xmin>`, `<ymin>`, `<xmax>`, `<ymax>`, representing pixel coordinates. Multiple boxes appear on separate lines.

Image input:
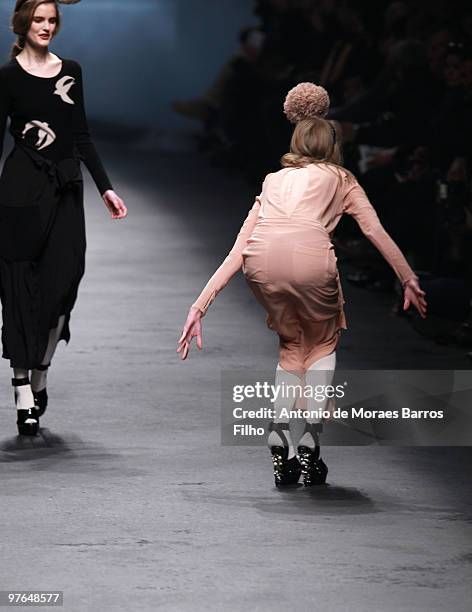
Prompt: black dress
<box><xmin>0</xmin><ymin>57</ymin><xmax>112</xmax><ymax>370</ymax></box>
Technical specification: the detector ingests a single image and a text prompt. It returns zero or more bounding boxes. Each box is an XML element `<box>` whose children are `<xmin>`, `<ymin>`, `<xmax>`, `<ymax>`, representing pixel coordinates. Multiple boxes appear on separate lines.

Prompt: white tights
<box><xmin>299</xmin><ymin>351</ymin><xmax>336</xmax><ymax>448</ymax></box>
<box><xmin>267</xmin><ymin>351</ymin><xmax>337</xmax><ymax>456</ymax></box>
<box><xmin>12</xmin><ymin>315</ymin><xmax>65</xmax><ymax>409</ymax></box>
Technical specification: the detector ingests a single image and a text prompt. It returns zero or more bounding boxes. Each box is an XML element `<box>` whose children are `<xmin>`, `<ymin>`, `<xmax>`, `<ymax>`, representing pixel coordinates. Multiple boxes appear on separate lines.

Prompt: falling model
<box><xmin>0</xmin><ymin>0</ymin><xmax>127</xmax><ymax>436</ymax></box>
<box><xmin>178</xmin><ymin>83</ymin><xmax>427</xmax><ymax>487</ymax></box>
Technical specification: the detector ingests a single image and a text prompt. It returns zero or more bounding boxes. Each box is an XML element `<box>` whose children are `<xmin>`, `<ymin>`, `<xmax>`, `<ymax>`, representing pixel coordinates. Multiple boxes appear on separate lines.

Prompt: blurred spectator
<box><xmin>172</xmin><ymin>0</ymin><xmax>472</xmax><ymax>350</ymax></box>
<box><xmin>172</xmin><ymin>27</ymin><xmax>267</xmax><ymax>124</ymax></box>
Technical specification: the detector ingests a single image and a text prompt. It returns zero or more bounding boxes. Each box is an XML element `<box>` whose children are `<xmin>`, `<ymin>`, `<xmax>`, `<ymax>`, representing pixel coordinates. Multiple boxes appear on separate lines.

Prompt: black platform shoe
<box><xmin>12</xmin><ymin>378</ymin><xmax>39</xmax><ymax>436</ymax></box>
<box><xmin>297</xmin><ymin>423</ymin><xmax>328</xmax><ymax>486</ymax></box>
<box><xmin>32</xmin><ymin>363</ymin><xmax>49</xmax><ymax>417</ymax></box>
<box><xmin>268</xmin><ymin>422</ymin><xmax>302</xmax><ymax>487</ymax></box>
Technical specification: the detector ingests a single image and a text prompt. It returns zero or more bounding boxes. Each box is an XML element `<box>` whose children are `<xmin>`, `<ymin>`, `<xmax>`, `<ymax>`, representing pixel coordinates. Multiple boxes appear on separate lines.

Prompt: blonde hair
<box><xmin>281</xmin><ymin>117</ymin><xmax>355</xmax><ymax>184</ymax></box>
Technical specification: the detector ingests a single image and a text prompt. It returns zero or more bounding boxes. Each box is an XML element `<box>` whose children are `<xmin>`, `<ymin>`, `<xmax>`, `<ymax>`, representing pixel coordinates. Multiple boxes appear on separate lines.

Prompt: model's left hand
<box><xmin>103</xmin><ymin>190</ymin><xmax>128</xmax><ymax>219</ymax></box>
<box><xmin>403</xmin><ymin>277</ymin><xmax>427</xmax><ymax>319</ymax></box>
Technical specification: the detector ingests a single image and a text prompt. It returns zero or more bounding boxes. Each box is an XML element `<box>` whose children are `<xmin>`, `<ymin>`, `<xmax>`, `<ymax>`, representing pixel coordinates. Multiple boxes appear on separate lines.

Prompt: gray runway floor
<box><xmin>1</xmin><ymin>150</ymin><xmax>471</xmax><ymax>611</ymax></box>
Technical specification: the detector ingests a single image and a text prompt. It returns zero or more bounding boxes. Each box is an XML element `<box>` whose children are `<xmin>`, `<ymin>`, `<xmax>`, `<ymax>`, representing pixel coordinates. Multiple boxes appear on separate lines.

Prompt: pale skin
<box><xmin>177</xmin><ymin>258</ymin><xmax>428</xmax><ymax>361</ymax></box>
<box><xmin>15</xmin><ymin>2</ymin><xmax>127</xmax><ymax>220</ymax></box>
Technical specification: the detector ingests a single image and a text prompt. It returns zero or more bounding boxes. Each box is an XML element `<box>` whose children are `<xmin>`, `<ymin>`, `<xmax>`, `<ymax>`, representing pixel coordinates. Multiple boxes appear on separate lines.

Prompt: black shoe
<box><xmin>32</xmin><ymin>363</ymin><xmax>49</xmax><ymax>417</ymax></box>
<box><xmin>297</xmin><ymin>423</ymin><xmax>328</xmax><ymax>486</ymax></box>
<box><xmin>17</xmin><ymin>407</ymin><xmax>40</xmax><ymax>436</ymax></box>
<box><xmin>12</xmin><ymin>377</ymin><xmax>39</xmax><ymax>436</ymax></box>
<box><xmin>268</xmin><ymin>422</ymin><xmax>302</xmax><ymax>487</ymax></box>
<box><xmin>33</xmin><ymin>388</ymin><xmax>48</xmax><ymax>418</ymax></box>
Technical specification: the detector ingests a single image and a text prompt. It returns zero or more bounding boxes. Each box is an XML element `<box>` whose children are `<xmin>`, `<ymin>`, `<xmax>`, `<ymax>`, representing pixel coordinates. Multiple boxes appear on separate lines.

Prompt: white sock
<box><xmin>299</xmin><ymin>351</ymin><xmax>336</xmax><ymax>449</ymax></box>
<box><xmin>14</xmin><ymin>383</ymin><xmax>35</xmax><ymax>411</ymax></box>
<box><xmin>267</xmin><ymin>364</ymin><xmax>302</xmax><ymax>460</ymax></box>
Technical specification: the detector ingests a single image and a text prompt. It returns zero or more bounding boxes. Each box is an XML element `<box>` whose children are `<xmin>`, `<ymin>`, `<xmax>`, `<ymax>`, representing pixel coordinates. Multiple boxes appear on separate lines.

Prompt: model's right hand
<box><xmin>403</xmin><ymin>278</ymin><xmax>427</xmax><ymax>319</ymax></box>
<box><xmin>177</xmin><ymin>307</ymin><xmax>203</xmax><ymax>360</ymax></box>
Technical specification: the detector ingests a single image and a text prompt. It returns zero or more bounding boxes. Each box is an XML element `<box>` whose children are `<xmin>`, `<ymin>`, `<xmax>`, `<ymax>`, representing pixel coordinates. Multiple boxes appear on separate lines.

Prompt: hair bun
<box><xmin>283</xmin><ymin>82</ymin><xmax>330</xmax><ymax>123</ymax></box>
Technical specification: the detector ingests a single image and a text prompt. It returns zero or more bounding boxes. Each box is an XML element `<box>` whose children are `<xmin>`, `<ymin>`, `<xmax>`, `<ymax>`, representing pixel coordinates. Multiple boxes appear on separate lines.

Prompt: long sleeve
<box><xmin>342</xmin><ymin>181</ymin><xmax>418</xmax><ymax>286</ymax></box>
<box><xmin>0</xmin><ymin>70</ymin><xmax>10</xmax><ymax>161</ymax></box>
<box><xmin>192</xmin><ymin>198</ymin><xmax>262</xmax><ymax>315</ymax></box>
<box><xmin>72</xmin><ymin>62</ymin><xmax>113</xmax><ymax>196</ymax></box>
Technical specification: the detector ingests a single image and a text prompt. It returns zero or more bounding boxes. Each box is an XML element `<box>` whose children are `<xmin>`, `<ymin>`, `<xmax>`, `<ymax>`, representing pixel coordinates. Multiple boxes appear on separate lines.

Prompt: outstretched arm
<box><xmin>178</xmin><ymin>197</ymin><xmax>262</xmax><ymax>359</ymax></box>
<box><xmin>192</xmin><ymin>197</ymin><xmax>262</xmax><ymax>315</ymax></box>
<box><xmin>342</xmin><ymin>180</ymin><xmax>427</xmax><ymax>317</ymax></box>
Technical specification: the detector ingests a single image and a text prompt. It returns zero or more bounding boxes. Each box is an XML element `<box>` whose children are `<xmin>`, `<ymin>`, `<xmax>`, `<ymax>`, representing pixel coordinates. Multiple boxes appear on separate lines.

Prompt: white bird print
<box><xmin>22</xmin><ymin>120</ymin><xmax>57</xmax><ymax>150</ymax></box>
<box><xmin>54</xmin><ymin>75</ymin><xmax>76</xmax><ymax>105</ymax></box>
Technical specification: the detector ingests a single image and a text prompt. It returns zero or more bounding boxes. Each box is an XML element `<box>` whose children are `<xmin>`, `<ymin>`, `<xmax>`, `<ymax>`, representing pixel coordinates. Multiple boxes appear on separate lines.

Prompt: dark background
<box><xmin>0</xmin><ymin>0</ymin><xmax>256</xmax><ymax>129</ymax></box>
<box><xmin>1</xmin><ymin>0</ymin><xmax>471</xmax><ymax>354</ymax></box>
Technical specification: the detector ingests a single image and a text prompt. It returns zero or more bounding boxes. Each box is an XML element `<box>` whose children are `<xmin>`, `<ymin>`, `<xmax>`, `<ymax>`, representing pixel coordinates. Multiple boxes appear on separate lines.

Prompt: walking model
<box><xmin>0</xmin><ymin>0</ymin><xmax>127</xmax><ymax>436</ymax></box>
<box><xmin>178</xmin><ymin>83</ymin><xmax>427</xmax><ymax>487</ymax></box>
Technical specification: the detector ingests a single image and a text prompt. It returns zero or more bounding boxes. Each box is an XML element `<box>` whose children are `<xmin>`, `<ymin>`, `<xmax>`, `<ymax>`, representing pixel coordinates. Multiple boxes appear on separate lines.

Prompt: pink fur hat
<box><xmin>283</xmin><ymin>82</ymin><xmax>330</xmax><ymax>123</ymax></box>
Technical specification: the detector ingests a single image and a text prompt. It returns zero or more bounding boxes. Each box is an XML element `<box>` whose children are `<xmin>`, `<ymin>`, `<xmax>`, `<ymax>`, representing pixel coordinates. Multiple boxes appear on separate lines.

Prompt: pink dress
<box><xmin>192</xmin><ymin>164</ymin><xmax>417</xmax><ymax>372</ymax></box>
